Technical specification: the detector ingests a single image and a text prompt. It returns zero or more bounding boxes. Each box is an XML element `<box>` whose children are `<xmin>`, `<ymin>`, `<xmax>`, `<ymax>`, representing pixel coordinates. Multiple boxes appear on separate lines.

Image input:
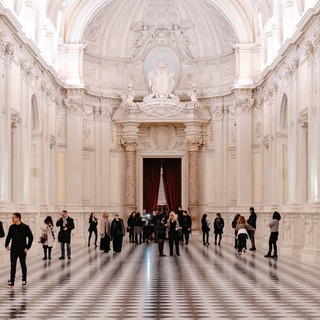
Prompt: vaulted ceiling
<box><xmin>46</xmin><ymin>0</ymin><xmax>273</xmax><ymax>61</ymax></box>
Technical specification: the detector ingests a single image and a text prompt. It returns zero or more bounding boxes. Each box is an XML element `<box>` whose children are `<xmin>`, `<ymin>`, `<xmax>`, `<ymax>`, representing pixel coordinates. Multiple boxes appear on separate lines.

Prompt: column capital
<box><xmin>185</xmin><ymin>138</ymin><xmax>203</xmax><ymax>151</ymax></box>
<box><xmin>64</xmin><ymin>98</ymin><xmax>83</xmax><ymax>115</ymax></box>
<box><xmin>0</xmin><ymin>32</ymin><xmax>14</xmax><ymax>59</ymax></box>
<box><xmin>121</xmin><ymin>138</ymin><xmax>137</xmax><ymax>152</ymax></box>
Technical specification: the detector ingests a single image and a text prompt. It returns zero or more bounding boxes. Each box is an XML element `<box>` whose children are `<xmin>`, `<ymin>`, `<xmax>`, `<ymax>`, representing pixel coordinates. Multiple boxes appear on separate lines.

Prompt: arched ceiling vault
<box><xmin>60</xmin><ymin>0</ymin><xmax>258</xmax><ymax>59</ymax></box>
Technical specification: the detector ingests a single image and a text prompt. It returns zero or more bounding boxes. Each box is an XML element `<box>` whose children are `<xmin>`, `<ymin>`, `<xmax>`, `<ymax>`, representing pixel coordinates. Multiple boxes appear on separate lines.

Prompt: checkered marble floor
<box><xmin>0</xmin><ymin>237</ymin><xmax>319</xmax><ymax>319</ymax></box>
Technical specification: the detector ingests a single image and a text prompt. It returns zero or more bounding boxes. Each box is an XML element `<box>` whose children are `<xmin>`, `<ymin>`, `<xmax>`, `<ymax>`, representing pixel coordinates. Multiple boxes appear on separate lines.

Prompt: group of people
<box><xmin>230</xmin><ymin>207</ymin><xmax>281</xmax><ymax>258</ymax></box>
<box><xmin>0</xmin><ymin>207</ymin><xmax>281</xmax><ymax>288</ymax></box>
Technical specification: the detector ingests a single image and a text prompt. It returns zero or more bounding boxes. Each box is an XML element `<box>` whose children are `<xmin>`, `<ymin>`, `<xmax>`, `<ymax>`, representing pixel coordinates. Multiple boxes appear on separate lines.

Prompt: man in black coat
<box><xmin>56</xmin><ymin>210</ymin><xmax>75</xmax><ymax>259</ymax></box>
<box><xmin>5</xmin><ymin>212</ymin><xmax>33</xmax><ymax>287</ymax></box>
<box><xmin>247</xmin><ymin>207</ymin><xmax>257</xmax><ymax>251</ymax></box>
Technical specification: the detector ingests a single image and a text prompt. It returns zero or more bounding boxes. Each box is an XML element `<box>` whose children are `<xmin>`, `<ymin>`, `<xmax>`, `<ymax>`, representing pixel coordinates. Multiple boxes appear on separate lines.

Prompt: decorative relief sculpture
<box><xmin>147</xmin><ymin>59</ymin><xmax>176</xmax><ymax>101</ymax></box>
<box><xmin>130</xmin><ymin>20</ymin><xmax>193</xmax><ymax>60</ymax></box>
<box><xmin>119</xmin><ymin>59</ymin><xmax>202</xmax><ymax>117</ymax></box>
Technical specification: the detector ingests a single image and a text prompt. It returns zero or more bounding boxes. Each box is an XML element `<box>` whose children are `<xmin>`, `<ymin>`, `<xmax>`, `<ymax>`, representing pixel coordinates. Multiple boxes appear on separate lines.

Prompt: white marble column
<box><xmin>0</xmin><ymin>36</ymin><xmax>14</xmax><ymax>206</ymax></box>
<box><xmin>65</xmin><ymin>97</ymin><xmax>83</xmax><ymax>209</ymax></box>
<box><xmin>212</xmin><ymin>101</ymin><xmax>228</xmax><ymax>207</ymax></box>
<box><xmin>234</xmin><ymin>91</ymin><xmax>253</xmax><ymax>208</ymax></box>
<box><xmin>304</xmin><ymin>39</ymin><xmax>319</xmax><ymax>203</ymax></box>
<box><xmin>18</xmin><ymin>60</ymin><xmax>33</xmax><ymax>207</ymax></box>
<box><xmin>96</xmin><ymin>101</ymin><xmax>112</xmax><ymax>207</ymax></box>
<box><xmin>286</xmin><ymin>59</ymin><xmax>300</xmax><ymax>204</ymax></box>
<box><xmin>40</xmin><ymin>86</ymin><xmax>54</xmax><ymax>210</ymax></box>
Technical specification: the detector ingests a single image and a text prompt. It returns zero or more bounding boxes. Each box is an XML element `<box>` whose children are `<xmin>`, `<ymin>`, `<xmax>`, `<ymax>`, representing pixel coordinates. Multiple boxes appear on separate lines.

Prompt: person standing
<box><xmin>0</xmin><ymin>219</ymin><xmax>5</xmax><ymax>238</ymax></box>
<box><xmin>110</xmin><ymin>213</ymin><xmax>125</xmax><ymax>253</ymax></box>
<box><xmin>166</xmin><ymin>211</ymin><xmax>180</xmax><ymax>256</ymax></box>
<box><xmin>155</xmin><ymin>215</ymin><xmax>166</xmax><ymax>256</ymax></box>
<box><xmin>247</xmin><ymin>207</ymin><xmax>257</xmax><ymax>251</ymax></box>
<box><xmin>133</xmin><ymin>212</ymin><xmax>143</xmax><ymax>245</ymax></box>
<box><xmin>56</xmin><ymin>210</ymin><xmax>75</xmax><ymax>260</ymax></box>
<box><xmin>232</xmin><ymin>213</ymin><xmax>241</xmax><ymax>248</ymax></box>
<box><xmin>41</xmin><ymin>216</ymin><xmax>55</xmax><ymax>260</ymax></box>
<box><xmin>264</xmin><ymin>211</ymin><xmax>281</xmax><ymax>259</ymax></box>
<box><xmin>5</xmin><ymin>212</ymin><xmax>33</xmax><ymax>287</ymax></box>
<box><xmin>181</xmin><ymin>210</ymin><xmax>192</xmax><ymax>244</ymax></box>
<box><xmin>201</xmin><ymin>213</ymin><xmax>210</xmax><ymax>245</ymax></box>
<box><xmin>213</xmin><ymin>213</ymin><xmax>225</xmax><ymax>245</ymax></box>
<box><xmin>88</xmin><ymin>212</ymin><xmax>98</xmax><ymax>247</ymax></box>
<box><xmin>99</xmin><ymin>211</ymin><xmax>111</xmax><ymax>252</ymax></box>
<box><xmin>127</xmin><ymin>211</ymin><xmax>136</xmax><ymax>243</ymax></box>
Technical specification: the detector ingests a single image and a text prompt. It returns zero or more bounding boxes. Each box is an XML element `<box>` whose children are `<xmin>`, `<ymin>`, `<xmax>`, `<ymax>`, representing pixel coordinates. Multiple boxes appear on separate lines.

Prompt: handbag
<box><xmin>39</xmin><ymin>233</ymin><xmax>48</xmax><ymax>244</ymax></box>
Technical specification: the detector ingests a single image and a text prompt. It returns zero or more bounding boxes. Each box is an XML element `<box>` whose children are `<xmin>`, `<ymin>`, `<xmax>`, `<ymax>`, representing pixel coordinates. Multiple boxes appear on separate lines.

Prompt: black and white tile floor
<box><xmin>0</xmin><ymin>237</ymin><xmax>319</xmax><ymax>319</ymax></box>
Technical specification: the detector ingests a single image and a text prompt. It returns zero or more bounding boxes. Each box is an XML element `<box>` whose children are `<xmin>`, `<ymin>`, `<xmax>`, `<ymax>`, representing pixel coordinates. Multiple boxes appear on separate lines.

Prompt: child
<box><xmin>264</xmin><ymin>211</ymin><xmax>281</xmax><ymax>259</ymax></box>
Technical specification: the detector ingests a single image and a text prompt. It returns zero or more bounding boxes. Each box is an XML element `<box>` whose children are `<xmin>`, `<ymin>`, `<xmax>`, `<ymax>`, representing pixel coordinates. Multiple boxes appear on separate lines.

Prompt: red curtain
<box><xmin>162</xmin><ymin>159</ymin><xmax>181</xmax><ymax>213</ymax></box>
<box><xmin>143</xmin><ymin>159</ymin><xmax>161</xmax><ymax>213</ymax></box>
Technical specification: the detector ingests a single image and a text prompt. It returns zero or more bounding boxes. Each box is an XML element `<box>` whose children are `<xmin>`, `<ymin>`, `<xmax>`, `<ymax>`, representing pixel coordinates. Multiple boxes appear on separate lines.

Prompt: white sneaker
<box><xmin>22</xmin><ymin>281</ymin><xmax>27</xmax><ymax>286</ymax></box>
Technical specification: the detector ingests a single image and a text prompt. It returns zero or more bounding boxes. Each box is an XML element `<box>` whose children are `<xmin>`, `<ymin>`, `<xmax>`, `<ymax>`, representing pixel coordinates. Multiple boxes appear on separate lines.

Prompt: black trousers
<box><xmin>113</xmin><ymin>235</ymin><xmax>123</xmax><ymax>252</ymax></box>
<box><xmin>88</xmin><ymin>229</ymin><xmax>97</xmax><ymax>245</ymax></box>
<box><xmin>184</xmin><ymin>232</ymin><xmax>190</xmax><ymax>244</ymax></box>
<box><xmin>238</xmin><ymin>234</ymin><xmax>248</xmax><ymax>253</ymax></box>
<box><xmin>158</xmin><ymin>239</ymin><xmax>165</xmax><ymax>255</ymax></box>
<box><xmin>169</xmin><ymin>235</ymin><xmax>180</xmax><ymax>255</ymax></box>
<box><xmin>10</xmin><ymin>250</ymin><xmax>27</xmax><ymax>284</ymax></box>
<box><xmin>202</xmin><ymin>231</ymin><xmax>209</xmax><ymax>244</ymax></box>
<box><xmin>268</xmin><ymin>231</ymin><xmax>279</xmax><ymax>256</ymax></box>
<box><xmin>129</xmin><ymin>231</ymin><xmax>134</xmax><ymax>243</ymax></box>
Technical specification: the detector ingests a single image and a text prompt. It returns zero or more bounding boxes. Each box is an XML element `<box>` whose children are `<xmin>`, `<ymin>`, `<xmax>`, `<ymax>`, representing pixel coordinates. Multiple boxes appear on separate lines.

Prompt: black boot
<box><xmin>43</xmin><ymin>246</ymin><xmax>48</xmax><ymax>260</ymax></box>
<box><xmin>48</xmin><ymin>247</ymin><xmax>52</xmax><ymax>260</ymax></box>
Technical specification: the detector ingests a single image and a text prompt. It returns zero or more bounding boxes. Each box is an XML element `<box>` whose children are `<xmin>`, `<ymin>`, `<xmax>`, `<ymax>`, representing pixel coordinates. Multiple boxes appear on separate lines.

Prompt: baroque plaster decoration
<box><xmin>11</xmin><ymin>112</ymin><xmax>21</xmax><ymax>128</ymax></box>
<box><xmin>0</xmin><ymin>31</ymin><xmax>14</xmax><ymax>58</ymax></box>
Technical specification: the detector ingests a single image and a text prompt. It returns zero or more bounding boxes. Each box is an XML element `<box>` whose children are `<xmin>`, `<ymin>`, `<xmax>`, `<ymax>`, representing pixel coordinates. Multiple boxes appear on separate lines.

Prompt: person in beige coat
<box><xmin>99</xmin><ymin>212</ymin><xmax>111</xmax><ymax>253</ymax></box>
<box><xmin>41</xmin><ymin>216</ymin><xmax>55</xmax><ymax>260</ymax></box>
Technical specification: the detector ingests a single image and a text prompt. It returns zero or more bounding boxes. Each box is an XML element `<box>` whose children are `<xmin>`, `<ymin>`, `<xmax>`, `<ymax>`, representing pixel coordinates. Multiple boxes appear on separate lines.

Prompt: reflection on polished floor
<box><xmin>0</xmin><ymin>236</ymin><xmax>320</xmax><ymax>319</ymax></box>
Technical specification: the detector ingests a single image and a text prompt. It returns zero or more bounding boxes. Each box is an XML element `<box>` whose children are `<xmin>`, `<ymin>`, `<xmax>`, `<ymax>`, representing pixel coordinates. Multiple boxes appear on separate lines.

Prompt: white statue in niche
<box><xmin>120</xmin><ymin>82</ymin><xmax>136</xmax><ymax>108</ymax></box>
<box><xmin>188</xmin><ymin>84</ymin><xmax>198</xmax><ymax>103</ymax></box>
<box><xmin>148</xmin><ymin>60</ymin><xmax>176</xmax><ymax>102</ymax></box>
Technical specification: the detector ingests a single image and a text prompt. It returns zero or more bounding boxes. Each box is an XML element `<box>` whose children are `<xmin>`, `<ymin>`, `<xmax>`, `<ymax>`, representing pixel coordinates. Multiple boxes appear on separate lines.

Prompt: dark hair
<box><xmin>250</xmin><ymin>207</ymin><xmax>254</xmax><ymax>212</ymax></box>
<box><xmin>62</xmin><ymin>210</ymin><xmax>67</xmax><ymax>213</ymax></box>
<box><xmin>273</xmin><ymin>211</ymin><xmax>281</xmax><ymax>221</ymax></box>
<box><xmin>13</xmin><ymin>212</ymin><xmax>21</xmax><ymax>220</ymax></box>
<box><xmin>89</xmin><ymin>212</ymin><xmax>95</xmax><ymax>222</ymax></box>
<box><xmin>44</xmin><ymin>216</ymin><xmax>53</xmax><ymax>225</ymax></box>
<box><xmin>201</xmin><ymin>214</ymin><xmax>207</xmax><ymax>222</ymax></box>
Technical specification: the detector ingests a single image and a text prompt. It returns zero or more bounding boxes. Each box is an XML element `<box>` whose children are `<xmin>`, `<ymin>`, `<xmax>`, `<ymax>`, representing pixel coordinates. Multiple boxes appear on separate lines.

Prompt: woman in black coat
<box><xmin>213</xmin><ymin>213</ymin><xmax>224</xmax><ymax>245</ymax></box>
<box><xmin>110</xmin><ymin>213</ymin><xmax>125</xmax><ymax>253</ymax></box>
<box><xmin>88</xmin><ymin>212</ymin><xmax>98</xmax><ymax>247</ymax></box>
<box><xmin>166</xmin><ymin>211</ymin><xmax>180</xmax><ymax>256</ymax></box>
<box><xmin>201</xmin><ymin>214</ymin><xmax>210</xmax><ymax>246</ymax></box>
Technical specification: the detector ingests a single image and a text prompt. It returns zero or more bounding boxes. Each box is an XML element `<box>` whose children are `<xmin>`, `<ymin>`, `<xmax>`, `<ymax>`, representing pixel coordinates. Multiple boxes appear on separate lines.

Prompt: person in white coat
<box><xmin>41</xmin><ymin>216</ymin><xmax>55</xmax><ymax>260</ymax></box>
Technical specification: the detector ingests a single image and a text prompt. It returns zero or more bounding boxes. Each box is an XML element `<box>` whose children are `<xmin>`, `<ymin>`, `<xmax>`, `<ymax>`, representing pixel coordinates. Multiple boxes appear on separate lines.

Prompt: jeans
<box><xmin>60</xmin><ymin>242</ymin><xmax>71</xmax><ymax>257</ymax></box>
